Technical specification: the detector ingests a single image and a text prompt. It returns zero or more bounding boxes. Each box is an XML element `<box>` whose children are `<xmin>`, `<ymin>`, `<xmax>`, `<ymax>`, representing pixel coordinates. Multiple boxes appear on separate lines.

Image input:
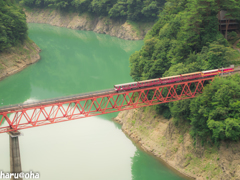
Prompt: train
<box><xmin>114</xmin><ymin>66</ymin><xmax>234</xmax><ymax>91</ymax></box>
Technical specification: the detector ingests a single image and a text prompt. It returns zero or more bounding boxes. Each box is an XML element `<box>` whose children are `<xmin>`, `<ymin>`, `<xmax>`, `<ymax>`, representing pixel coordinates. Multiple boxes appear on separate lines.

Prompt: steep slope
<box><xmin>115</xmin><ymin>108</ymin><xmax>240</xmax><ymax>180</ymax></box>
<box><xmin>25</xmin><ymin>8</ymin><xmax>153</xmax><ymax>40</ymax></box>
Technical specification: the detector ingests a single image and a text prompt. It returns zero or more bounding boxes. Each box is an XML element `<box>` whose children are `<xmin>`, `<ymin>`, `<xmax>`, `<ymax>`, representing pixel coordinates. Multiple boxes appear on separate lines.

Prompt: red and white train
<box><xmin>114</xmin><ymin>67</ymin><xmax>234</xmax><ymax>91</ymax></box>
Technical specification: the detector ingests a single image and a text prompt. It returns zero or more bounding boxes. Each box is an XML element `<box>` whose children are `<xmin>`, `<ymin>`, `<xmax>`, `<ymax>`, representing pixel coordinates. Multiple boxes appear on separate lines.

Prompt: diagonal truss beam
<box><xmin>0</xmin><ymin>77</ymin><xmax>214</xmax><ymax>134</ymax></box>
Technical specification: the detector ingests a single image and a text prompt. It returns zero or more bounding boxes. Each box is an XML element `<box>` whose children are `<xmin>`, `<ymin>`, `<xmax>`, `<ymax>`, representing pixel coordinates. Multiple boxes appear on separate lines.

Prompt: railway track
<box><xmin>1</xmin><ymin>66</ymin><xmax>239</xmax><ymax>114</ymax></box>
<box><xmin>0</xmin><ymin>89</ymin><xmax>115</xmax><ymax>113</ymax></box>
<box><xmin>233</xmin><ymin>66</ymin><xmax>240</xmax><ymax>73</ymax></box>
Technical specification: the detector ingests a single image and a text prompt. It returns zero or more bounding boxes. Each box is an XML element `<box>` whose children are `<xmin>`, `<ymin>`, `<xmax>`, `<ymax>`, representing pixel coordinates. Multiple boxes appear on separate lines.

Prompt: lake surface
<box><xmin>0</xmin><ymin>24</ymin><xmax>186</xmax><ymax>180</ymax></box>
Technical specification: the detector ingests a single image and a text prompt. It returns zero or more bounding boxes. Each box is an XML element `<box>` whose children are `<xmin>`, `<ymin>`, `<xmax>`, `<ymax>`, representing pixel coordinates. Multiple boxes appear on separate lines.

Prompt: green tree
<box><xmin>190</xmin><ymin>74</ymin><xmax>240</xmax><ymax>142</ymax></box>
<box><xmin>0</xmin><ymin>0</ymin><xmax>28</xmax><ymax>52</ymax></box>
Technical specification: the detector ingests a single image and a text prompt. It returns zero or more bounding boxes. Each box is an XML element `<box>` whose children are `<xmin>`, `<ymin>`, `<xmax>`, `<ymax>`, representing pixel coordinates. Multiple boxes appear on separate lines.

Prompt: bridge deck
<box><xmin>1</xmin><ymin>67</ymin><xmax>240</xmax><ymax>114</ymax></box>
<box><xmin>0</xmin><ymin>89</ymin><xmax>115</xmax><ymax>113</ymax></box>
<box><xmin>1</xmin><ymin>67</ymin><xmax>240</xmax><ymax>113</ymax></box>
<box><xmin>0</xmin><ymin>68</ymin><xmax>239</xmax><ymax>134</ymax></box>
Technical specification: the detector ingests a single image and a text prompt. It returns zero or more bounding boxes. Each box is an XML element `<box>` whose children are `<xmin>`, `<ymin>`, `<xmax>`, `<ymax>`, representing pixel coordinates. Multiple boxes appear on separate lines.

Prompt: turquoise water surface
<box><xmin>0</xmin><ymin>24</ymin><xmax>186</xmax><ymax>180</ymax></box>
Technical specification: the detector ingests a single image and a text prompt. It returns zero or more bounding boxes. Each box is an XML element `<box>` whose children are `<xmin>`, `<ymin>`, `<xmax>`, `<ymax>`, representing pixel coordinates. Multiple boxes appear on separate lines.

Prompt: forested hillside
<box><xmin>129</xmin><ymin>0</ymin><xmax>240</xmax><ymax>143</ymax></box>
<box><xmin>0</xmin><ymin>0</ymin><xmax>40</xmax><ymax>80</ymax></box>
<box><xmin>0</xmin><ymin>0</ymin><xmax>28</xmax><ymax>52</ymax></box>
<box><xmin>21</xmin><ymin>0</ymin><xmax>165</xmax><ymax>21</ymax></box>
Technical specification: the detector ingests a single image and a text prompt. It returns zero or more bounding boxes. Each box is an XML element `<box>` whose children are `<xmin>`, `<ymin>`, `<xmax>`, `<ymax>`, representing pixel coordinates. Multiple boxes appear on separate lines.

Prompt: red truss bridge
<box><xmin>0</xmin><ymin>77</ymin><xmax>216</xmax><ymax>134</ymax></box>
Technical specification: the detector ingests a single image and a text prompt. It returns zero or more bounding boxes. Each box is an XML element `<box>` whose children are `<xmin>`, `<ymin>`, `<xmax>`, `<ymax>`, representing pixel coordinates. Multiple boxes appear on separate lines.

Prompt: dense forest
<box><xmin>0</xmin><ymin>0</ymin><xmax>28</xmax><ymax>52</ymax></box>
<box><xmin>129</xmin><ymin>0</ymin><xmax>240</xmax><ymax>143</ymax></box>
<box><xmin>21</xmin><ymin>0</ymin><xmax>165</xmax><ymax>21</ymax></box>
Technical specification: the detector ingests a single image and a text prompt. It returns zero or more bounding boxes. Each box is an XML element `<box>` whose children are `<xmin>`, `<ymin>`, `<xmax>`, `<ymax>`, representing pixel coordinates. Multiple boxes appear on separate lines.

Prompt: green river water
<box><xmin>0</xmin><ymin>24</ymin><xmax>186</xmax><ymax>180</ymax></box>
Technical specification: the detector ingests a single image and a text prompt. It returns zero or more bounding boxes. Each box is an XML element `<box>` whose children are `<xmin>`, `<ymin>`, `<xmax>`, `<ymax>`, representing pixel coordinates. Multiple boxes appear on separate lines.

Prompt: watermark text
<box><xmin>0</xmin><ymin>171</ymin><xmax>39</xmax><ymax>179</ymax></box>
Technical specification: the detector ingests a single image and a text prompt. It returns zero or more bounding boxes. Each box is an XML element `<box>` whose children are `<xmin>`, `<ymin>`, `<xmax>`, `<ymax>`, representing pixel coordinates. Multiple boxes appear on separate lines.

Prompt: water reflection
<box><xmin>131</xmin><ymin>150</ymin><xmax>185</xmax><ymax>180</ymax></box>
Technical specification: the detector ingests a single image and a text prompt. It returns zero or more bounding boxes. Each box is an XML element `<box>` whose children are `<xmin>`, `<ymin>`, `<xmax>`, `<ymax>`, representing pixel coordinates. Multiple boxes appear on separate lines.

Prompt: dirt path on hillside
<box><xmin>233</xmin><ymin>39</ymin><xmax>240</xmax><ymax>52</ymax></box>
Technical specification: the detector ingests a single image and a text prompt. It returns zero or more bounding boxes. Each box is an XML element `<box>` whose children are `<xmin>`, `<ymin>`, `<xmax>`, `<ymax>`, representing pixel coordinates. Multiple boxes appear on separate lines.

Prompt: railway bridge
<box><xmin>0</xmin><ymin>69</ymin><xmax>237</xmax><ymax>180</ymax></box>
<box><xmin>0</xmin><ymin>76</ymin><xmax>215</xmax><ymax>134</ymax></box>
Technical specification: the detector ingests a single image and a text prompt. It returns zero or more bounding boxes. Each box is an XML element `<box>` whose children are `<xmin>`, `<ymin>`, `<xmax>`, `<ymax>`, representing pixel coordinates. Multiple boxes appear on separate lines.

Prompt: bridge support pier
<box><xmin>8</xmin><ymin>131</ymin><xmax>23</xmax><ymax>180</ymax></box>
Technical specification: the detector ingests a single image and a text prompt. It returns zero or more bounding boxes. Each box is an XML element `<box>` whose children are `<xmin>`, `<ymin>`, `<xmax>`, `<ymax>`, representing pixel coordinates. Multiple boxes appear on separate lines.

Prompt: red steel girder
<box><xmin>0</xmin><ymin>77</ymin><xmax>214</xmax><ymax>133</ymax></box>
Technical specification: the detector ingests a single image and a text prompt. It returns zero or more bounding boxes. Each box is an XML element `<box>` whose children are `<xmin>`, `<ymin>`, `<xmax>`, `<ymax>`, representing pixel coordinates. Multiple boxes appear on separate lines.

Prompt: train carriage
<box><xmin>161</xmin><ymin>75</ymin><xmax>181</xmax><ymax>84</ymax></box>
<box><xmin>138</xmin><ymin>78</ymin><xmax>160</xmax><ymax>88</ymax></box>
<box><xmin>181</xmin><ymin>72</ymin><xmax>202</xmax><ymax>81</ymax></box>
<box><xmin>114</xmin><ymin>66</ymin><xmax>235</xmax><ymax>92</ymax></box>
<box><xmin>202</xmin><ymin>69</ymin><xmax>219</xmax><ymax>77</ymax></box>
<box><xmin>114</xmin><ymin>82</ymin><xmax>138</xmax><ymax>91</ymax></box>
<box><xmin>222</xmin><ymin>68</ymin><xmax>234</xmax><ymax>73</ymax></box>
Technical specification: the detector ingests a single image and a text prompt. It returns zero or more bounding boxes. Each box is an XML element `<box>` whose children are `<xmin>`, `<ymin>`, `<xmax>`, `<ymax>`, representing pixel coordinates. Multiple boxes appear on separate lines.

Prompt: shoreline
<box><xmin>114</xmin><ymin>108</ymin><xmax>240</xmax><ymax>180</ymax></box>
<box><xmin>113</xmin><ymin>117</ymin><xmax>196</xmax><ymax>180</ymax></box>
<box><xmin>24</xmin><ymin>8</ymin><xmax>153</xmax><ymax>40</ymax></box>
<box><xmin>0</xmin><ymin>40</ymin><xmax>41</xmax><ymax>81</ymax></box>
<box><xmin>124</xmin><ymin>128</ymin><xmax>196</xmax><ymax>180</ymax></box>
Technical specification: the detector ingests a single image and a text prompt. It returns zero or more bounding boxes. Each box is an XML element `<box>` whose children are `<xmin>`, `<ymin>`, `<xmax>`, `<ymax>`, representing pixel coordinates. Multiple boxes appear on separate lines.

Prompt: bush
<box><xmin>228</xmin><ymin>31</ymin><xmax>238</xmax><ymax>41</ymax></box>
<box><xmin>189</xmin><ymin>74</ymin><xmax>240</xmax><ymax>142</ymax></box>
<box><xmin>0</xmin><ymin>0</ymin><xmax>28</xmax><ymax>52</ymax></box>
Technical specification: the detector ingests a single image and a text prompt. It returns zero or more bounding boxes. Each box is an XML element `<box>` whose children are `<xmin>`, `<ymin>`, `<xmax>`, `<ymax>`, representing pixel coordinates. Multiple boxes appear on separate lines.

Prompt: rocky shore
<box><xmin>115</xmin><ymin>108</ymin><xmax>240</xmax><ymax>180</ymax></box>
<box><xmin>0</xmin><ymin>40</ymin><xmax>41</xmax><ymax>80</ymax></box>
<box><xmin>25</xmin><ymin>8</ymin><xmax>153</xmax><ymax>40</ymax></box>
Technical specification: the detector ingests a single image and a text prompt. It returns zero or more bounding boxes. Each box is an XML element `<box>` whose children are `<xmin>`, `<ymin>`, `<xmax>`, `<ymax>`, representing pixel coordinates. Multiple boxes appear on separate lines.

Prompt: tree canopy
<box><xmin>0</xmin><ymin>0</ymin><xmax>28</xmax><ymax>52</ymax></box>
<box><xmin>129</xmin><ymin>0</ymin><xmax>240</xmax><ymax>143</ymax></box>
<box><xmin>130</xmin><ymin>0</ymin><xmax>240</xmax><ymax>81</ymax></box>
<box><xmin>21</xmin><ymin>0</ymin><xmax>166</xmax><ymax>21</ymax></box>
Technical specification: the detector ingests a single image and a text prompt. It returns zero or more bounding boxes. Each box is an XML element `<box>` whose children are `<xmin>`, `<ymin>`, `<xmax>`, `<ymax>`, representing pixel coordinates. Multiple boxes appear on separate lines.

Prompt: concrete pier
<box><xmin>9</xmin><ymin>131</ymin><xmax>22</xmax><ymax>180</ymax></box>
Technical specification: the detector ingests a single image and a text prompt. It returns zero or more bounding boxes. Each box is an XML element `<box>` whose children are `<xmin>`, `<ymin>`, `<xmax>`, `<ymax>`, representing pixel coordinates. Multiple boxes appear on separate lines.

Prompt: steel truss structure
<box><xmin>0</xmin><ymin>77</ymin><xmax>214</xmax><ymax>133</ymax></box>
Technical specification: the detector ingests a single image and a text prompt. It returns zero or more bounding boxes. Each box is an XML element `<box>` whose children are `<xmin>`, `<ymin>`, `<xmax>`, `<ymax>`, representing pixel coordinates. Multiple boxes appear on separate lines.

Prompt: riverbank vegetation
<box><xmin>20</xmin><ymin>0</ymin><xmax>166</xmax><ymax>22</ymax></box>
<box><xmin>0</xmin><ymin>0</ymin><xmax>28</xmax><ymax>52</ymax></box>
<box><xmin>129</xmin><ymin>0</ymin><xmax>240</xmax><ymax>144</ymax></box>
<box><xmin>172</xmin><ymin>74</ymin><xmax>240</xmax><ymax>144</ymax></box>
<box><xmin>0</xmin><ymin>0</ymin><xmax>40</xmax><ymax>81</ymax></box>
